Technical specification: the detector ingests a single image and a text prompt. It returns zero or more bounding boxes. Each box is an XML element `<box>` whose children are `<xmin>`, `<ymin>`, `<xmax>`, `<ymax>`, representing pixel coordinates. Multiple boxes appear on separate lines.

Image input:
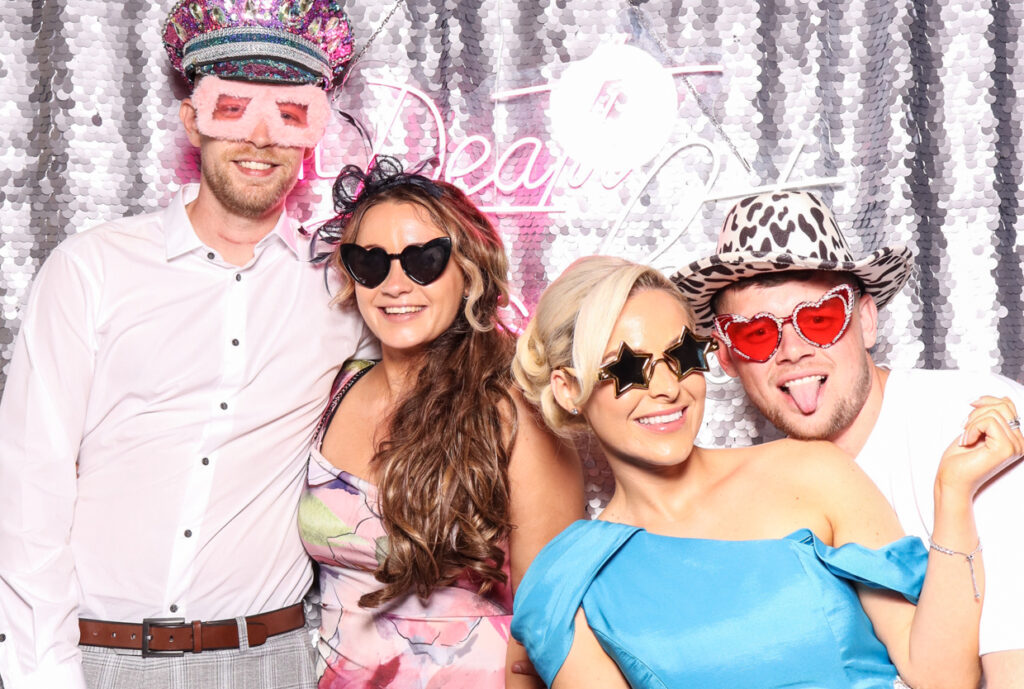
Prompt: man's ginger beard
<box><xmin>758</xmin><ymin>345</ymin><xmax>873</xmax><ymax>441</ymax></box>
<box><xmin>201</xmin><ymin>148</ymin><xmax>298</xmax><ymax>219</ymax></box>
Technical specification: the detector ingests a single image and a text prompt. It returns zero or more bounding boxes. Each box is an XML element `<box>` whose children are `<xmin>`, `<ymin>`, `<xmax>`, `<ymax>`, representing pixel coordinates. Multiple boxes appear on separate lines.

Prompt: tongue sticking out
<box><xmin>785</xmin><ymin>377</ymin><xmax>823</xmax><ymax>415</ymax></box>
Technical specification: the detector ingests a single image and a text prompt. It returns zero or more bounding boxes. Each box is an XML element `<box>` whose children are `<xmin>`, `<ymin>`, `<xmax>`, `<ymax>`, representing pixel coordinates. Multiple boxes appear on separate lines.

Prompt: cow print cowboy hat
<box><xmin>671</xmin><ymin>190</ymin><xmax>913</xmax><ymax>333</ymax></box>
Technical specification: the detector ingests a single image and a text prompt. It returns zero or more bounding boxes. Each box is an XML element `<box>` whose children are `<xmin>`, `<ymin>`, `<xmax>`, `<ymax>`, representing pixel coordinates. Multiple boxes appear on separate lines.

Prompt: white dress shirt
<box><xmin>0</xmin><ymin>185</ymin><xmax>376</xmax><ymax>689</ymax></box>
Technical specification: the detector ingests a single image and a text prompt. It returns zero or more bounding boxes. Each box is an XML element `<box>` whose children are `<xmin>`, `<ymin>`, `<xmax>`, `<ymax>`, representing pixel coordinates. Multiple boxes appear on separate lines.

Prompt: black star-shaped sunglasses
<box><xmin>597</xmin><ymin>328</ymin><xmax>719</xmax><ymax>398</ymax></box>
<box><xmin>339</xmin><ymin>237</ymin><xmax>452</xmax><ymax>288</ymax></box>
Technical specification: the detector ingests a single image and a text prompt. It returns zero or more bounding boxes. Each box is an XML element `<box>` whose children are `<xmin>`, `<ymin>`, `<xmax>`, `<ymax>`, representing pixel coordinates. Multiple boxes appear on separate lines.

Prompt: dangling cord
<box><xmin>627</xmin><ymin>0</ymin><xmax>753</xmax><ymax>176</ymax></box>
<box><xmin>341</xmin><ymin>0</ymin><xmax>406</xmax><ymax>88</ymax></box>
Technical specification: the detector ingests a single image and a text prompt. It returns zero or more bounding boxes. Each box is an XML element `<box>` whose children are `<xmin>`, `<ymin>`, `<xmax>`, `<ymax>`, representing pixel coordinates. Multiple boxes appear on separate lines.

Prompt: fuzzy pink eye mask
<box><xmin>191</xmin><ymin>76</ymin><xmax>330</xmax><ymax>148</ymax></box>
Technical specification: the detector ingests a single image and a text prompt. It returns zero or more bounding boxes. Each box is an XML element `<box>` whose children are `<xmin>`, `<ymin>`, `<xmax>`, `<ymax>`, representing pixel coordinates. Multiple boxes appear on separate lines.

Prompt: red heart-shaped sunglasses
<box><xmin>713</xmin><ymin>283</ymin><xmax>857</xmax><ymax>363</ymax></box>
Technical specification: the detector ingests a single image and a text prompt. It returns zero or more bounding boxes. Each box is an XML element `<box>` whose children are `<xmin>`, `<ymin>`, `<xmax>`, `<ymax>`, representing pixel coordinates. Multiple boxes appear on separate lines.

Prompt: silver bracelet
<box><xmin>928</xmin><ymin>538</ymin><xmax>983</xmax><ymax>600</ymax></box>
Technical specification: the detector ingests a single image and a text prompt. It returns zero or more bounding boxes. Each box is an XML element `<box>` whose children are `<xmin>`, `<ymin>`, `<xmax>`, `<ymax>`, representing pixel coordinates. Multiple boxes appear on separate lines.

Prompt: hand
<box><xmin>938</xmin><ymin>395</ymin><xmax>1024</xmax><ymax>498</ymax></box>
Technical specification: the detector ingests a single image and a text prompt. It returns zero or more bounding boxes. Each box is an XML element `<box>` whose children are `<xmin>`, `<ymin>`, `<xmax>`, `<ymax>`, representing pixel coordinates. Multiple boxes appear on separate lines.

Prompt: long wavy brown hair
<box><xmin>327</xmin><ymin>165</ymin><xmax>516</xmax><ymax>608</ymax></box>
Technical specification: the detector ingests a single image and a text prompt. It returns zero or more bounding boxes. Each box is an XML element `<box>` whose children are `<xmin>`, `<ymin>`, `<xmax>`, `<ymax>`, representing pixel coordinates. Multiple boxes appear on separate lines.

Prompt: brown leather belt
<box><xmin>79</xmin><ymin>603</ymin><xmax>305</xmax><ymax>658</ymax></box>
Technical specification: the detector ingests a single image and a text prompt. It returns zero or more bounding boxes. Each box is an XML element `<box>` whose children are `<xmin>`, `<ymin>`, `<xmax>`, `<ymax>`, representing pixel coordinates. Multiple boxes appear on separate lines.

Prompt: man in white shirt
<box><xmin>0</xmin><ymin>2</ymin><xmax>374</xmax><ymax>688</ymax></box>
<box><xmin>673</xmin><ymin>190</ymin><xmax>1024</xmax><ymax>687</ymax></box>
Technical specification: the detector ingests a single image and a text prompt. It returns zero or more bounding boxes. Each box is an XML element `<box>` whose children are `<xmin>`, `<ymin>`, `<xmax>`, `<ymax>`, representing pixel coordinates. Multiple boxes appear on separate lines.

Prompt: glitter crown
<box><xmin>163</xmin><ymin>0</ymin><xmax>354</xmax><ymax>89</ymax></box>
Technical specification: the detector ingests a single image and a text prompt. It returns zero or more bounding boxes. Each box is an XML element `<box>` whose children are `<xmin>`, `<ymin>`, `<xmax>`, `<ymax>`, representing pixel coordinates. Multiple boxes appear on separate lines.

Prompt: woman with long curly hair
<box><xmin>298</xmin><ymin>157</ymin><xmax>583</xmax><ymax>688</ymax></box>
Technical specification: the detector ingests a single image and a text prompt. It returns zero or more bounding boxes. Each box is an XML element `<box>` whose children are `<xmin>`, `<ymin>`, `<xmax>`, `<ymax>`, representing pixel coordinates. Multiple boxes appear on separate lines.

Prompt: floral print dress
<box><xmin>298</xmin><ymin>361</ymin><xmax>513</xmax><ymax>689</ymax></box>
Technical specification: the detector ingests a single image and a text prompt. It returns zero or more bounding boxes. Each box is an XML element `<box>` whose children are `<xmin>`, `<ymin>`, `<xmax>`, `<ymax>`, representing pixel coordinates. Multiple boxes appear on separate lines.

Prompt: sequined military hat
<box><xmin>671</xmin><ymin>191</ymin><xmax>913</xmax><ymax>333</ymax></box>
<box><xmin>163</xmin><ymin>0</ymin><xmax>355</xmax><ymax>89</ymax></box>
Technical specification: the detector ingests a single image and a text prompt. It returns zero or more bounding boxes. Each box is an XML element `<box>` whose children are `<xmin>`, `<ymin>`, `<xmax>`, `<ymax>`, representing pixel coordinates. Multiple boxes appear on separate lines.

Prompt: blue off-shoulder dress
<box><xmin>512</xmin><ymin>520</ymin><xmax>928</xmax><ymax>689</ymax></box>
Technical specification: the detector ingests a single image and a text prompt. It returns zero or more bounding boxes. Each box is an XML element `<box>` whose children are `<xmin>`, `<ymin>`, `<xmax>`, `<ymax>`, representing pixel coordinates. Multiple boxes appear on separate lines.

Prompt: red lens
<box><xmin>721</xmin><ymin>315</ymin><xmax>781</xmax><ymax>363</ymax></box>
<box><xmin>793</xmin><ymin>293</ymin><xmax>848</xmax><ymax>346</ymax></box>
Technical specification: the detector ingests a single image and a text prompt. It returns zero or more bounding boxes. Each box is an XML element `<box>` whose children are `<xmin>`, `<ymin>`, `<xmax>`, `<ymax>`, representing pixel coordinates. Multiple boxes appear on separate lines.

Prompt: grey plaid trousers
<box><xmin>79</xmin><ymin>624</ymin><xmax>317</xmax><ymax>689</ymax></box>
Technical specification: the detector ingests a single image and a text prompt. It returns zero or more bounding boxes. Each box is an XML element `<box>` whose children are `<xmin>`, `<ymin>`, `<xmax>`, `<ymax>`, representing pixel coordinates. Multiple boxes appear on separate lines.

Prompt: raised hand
<box><xmin>939</xmin><ymin>395</ymin><xmax>1024</xmax><ymax>499</ymax></box>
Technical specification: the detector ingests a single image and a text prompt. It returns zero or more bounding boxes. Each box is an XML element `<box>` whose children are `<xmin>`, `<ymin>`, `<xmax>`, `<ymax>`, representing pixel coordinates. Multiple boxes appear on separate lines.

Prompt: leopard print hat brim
<box><xmin>671</xmin><ymin>247</ymin><xmax>914</xmax><ymax>333</ymax></box>
<box><xmin>669</xmin><ymin>190</ymin><xmax>913</xmax><ymax>333</ymax></box>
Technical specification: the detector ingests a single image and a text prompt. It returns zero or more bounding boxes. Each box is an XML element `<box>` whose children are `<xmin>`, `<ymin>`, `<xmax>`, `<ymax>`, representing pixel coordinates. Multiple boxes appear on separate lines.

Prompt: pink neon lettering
<box><xmin>445</xmin><ymin>135</ymin><xmax>492</xmax><ymax>196</ymax></box>
<box><xmin>300</xmin><ymin>73</ymin><xmax>836</xmax><ymax>217</ymax></box>
<box><xmin>492</xmin><ymin>137</ymin><xmax>554</xmax><ymax>194</ymax></box>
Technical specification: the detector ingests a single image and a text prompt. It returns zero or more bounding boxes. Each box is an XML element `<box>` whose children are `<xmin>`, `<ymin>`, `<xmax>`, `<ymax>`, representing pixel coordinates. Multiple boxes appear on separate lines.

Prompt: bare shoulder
<box><xmin>492</xmin><ymin>384</ymin><xmax>580</xmax><ymax>489</ymax></box>
<box><xmin>733</xmin><ymin>438</ymin><xmax>853</xmax><ymax>475</ymax></box>
<box><xmin>505</xmin><ymin>385</ymin><xmax>585</xmax><ymax>586</ymax></box>
<box><xmin>729</xmin><ymin>438</ymin><xmax>874</xmax><ymax>504</ymax></box>
<box><xmin>751</xmin><ymin>439</ymin><xmax>903</xmax><ymax>547</ymax></box>
<box><xmin>712</xmin><ymin>438</ymin><xmax>896</xmax><ymax>545</ymax></box>
<box><xmin>505</xmin><ymin>386</ymin><xmax>573</xmax><ymax>459</ymax></box>
<box><xmin>503</xmin><ymin>385</ymin><xmax>582</xmax><ymax>492</ymax></box>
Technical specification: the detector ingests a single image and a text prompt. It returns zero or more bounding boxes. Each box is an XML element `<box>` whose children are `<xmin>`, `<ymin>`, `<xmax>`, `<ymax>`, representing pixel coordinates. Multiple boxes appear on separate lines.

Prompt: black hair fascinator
<box><xmin>313</xmin><ymin>155</ymin><xmax>442</xmax><ymax>252</ymax></box>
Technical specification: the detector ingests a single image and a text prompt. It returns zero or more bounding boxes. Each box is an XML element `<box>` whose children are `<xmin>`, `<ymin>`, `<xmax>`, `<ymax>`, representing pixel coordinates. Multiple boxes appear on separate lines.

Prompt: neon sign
<box><xmin>305</xmin><ymin>45</ymin><xmax>844</xmax><ymax>232</ymax></box>
<box><xmin>301</xmin><ymin>43</ymin><xmax>848</xmax><ymax>338</ymax></box>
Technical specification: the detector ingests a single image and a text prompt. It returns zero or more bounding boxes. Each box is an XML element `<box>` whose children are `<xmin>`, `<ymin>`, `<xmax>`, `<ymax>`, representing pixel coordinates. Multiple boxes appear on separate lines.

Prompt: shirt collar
<box><xmin>163</xmin><ymin>183</ymin><xmax>306</xmax><ymax>261</ymax></box>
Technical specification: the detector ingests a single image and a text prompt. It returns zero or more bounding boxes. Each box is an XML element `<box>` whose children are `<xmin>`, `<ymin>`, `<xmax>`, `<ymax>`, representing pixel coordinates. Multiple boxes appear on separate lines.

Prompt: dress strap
<box><xmin>511</xmin><ymin>520</ymin><xmax>640</xmax><ymax>686</ymax></box>
<box><xmin>311</xmin><ymin>359</ymin><xmax>377</xmax><ymax>447</ymax></box>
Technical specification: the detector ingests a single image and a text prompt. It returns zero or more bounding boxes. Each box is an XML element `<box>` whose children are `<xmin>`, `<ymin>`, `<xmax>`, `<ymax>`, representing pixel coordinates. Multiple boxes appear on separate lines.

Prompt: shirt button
<box><xmin>201</xmin><ymin>457</ymin><xmax>210</xmax><ymax>466</ymax></box>
<box><xmin>0</xmin><ymin>633</ymin><xmax>6</xmax><ymax>642</ymax></box>
<box><xmin>235</xmin><ymin>274</ymin><xmax>242</xmax><ymax>282</ymax></box>
<box><xmin>169</xmin><ymin>604</ymin><xmax>178</xmax><ymax>613</ymax></box>
<box><xmin>184</xmin><ymin>530</ymin><xmax>192</xmax><ymax>538</ymax></box>
<box><xmin>220</xmin><ymin>402</ymin><xmax>228</xmax><ymax>410</ymax></box>
<box><xmin>231</xmin><ymin>338</ymin><xmax>240</xmax><ymax>346</ymax></box>
<box><xmin>206</xmin><ymin>252</ymin><xmax>215</xmax><ymax>260</ymax></box>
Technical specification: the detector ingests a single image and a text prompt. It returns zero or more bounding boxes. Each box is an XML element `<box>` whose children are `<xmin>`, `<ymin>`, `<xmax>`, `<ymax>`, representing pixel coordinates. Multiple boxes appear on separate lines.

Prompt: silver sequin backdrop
<box><xmin>2</xmin><ymin>0</ymin><xmax>1024</xmax><ymax>509</ymax></box>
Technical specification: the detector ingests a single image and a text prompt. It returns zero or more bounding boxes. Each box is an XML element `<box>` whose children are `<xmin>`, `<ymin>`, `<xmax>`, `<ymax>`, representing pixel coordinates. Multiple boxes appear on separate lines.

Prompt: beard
<box><xmin>201</xmin><ymin>149</ymin><xmax>298</xmax><ymax>218</ymax></box>
<box><xmin>758</xmin><ymin>349</ymin><xmax>873</xmax><ymax>441</ymax></box>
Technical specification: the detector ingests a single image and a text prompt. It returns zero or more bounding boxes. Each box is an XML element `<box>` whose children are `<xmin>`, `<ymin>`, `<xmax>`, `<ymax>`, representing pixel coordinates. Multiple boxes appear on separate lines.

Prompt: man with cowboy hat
<box><xmin>0</xmin><ymin>2</ymin><xmax>376</xmax><ymax>687</ymax></box>
<box><xmin>673</xmin><ymin>190</ymin><xmax>1024</xmax><ymax>686</ymax></box>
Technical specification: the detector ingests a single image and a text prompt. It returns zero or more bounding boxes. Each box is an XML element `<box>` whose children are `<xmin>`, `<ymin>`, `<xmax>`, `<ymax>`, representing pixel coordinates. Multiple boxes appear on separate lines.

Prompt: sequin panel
<box><xmin>3</xmin><ymin>0</ymin><xmax>1024</xmax><ymax>514</ymax></box>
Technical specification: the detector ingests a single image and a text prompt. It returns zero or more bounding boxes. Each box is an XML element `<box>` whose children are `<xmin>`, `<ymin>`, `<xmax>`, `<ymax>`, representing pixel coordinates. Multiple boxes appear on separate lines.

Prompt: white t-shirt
<box><xmin>858</xmin><ymin>368</ymin><xmax>1024</xmax><ymax>655</ymax></box>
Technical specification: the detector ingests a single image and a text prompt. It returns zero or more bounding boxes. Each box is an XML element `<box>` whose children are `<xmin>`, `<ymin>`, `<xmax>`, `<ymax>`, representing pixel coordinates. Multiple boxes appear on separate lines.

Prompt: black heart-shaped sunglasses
<box><xmin>339</xmin><ymin>237</ymin><xmax>452</xmax><ymax>288</ymax></box>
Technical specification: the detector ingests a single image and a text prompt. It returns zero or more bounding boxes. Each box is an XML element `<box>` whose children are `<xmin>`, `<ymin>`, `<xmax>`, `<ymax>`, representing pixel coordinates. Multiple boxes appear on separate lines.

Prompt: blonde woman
<box><xmin>511</xmin><ymin>256</ymin><xmax>1019</xmax><ymax>689</ymax></box>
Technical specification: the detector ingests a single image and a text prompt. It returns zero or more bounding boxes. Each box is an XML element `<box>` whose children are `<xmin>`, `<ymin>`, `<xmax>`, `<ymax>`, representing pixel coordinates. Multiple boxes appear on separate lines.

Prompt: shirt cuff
<box><xmin>0</xmin><ymin>659</ymin><xmax>88</xmax><ymax>689</ymax></box>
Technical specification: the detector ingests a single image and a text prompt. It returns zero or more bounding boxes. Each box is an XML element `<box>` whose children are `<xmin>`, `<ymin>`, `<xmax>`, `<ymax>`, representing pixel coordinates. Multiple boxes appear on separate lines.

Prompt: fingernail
<box><xmin>959</xmin><ymin>431</ymin><xmax>967</xmax><ymax>446</ymax></box>
<box><xmin>512</xmin><ymin>662</ymin><xmax>524</xmax><ymax>673</ymax></box>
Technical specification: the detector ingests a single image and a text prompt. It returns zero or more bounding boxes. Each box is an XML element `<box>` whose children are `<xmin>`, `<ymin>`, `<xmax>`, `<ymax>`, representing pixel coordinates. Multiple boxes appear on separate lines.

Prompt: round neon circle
<box><xmin>550</xmin><ymin>44</ymin><xmax>678</xmax><ymax>171</ymax></box>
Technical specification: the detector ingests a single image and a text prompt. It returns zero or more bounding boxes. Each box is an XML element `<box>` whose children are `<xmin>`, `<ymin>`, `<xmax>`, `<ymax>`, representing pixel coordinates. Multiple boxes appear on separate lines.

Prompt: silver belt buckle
<box><xmin>141</xmin><ymin>617</ymin><xmax>187</xmax><ymax>658</ymax></box>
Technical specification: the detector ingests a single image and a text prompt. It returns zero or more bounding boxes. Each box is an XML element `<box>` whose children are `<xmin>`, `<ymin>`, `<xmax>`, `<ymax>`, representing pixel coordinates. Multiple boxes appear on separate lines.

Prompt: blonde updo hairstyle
<box><xmin>513</xmin><ymin>256</ymin><xmax>695</xmax><ymax>435</ymax></box>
